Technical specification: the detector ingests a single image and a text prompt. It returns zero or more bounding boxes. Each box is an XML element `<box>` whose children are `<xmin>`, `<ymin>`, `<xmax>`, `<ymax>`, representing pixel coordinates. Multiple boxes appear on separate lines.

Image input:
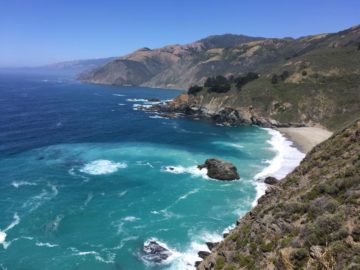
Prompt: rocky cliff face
<box><xmin>197</xmin><ymin>119</ymin><xmax>360</xmax><ymax>270</ymax></box>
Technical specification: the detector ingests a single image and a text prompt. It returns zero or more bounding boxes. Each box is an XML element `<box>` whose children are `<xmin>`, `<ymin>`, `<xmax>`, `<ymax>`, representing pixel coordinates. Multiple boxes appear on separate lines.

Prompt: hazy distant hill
<box><xmin>0</xmin><ymin>57</ymin><xmax>115</xmax><ymax>77</ymax></box>
<box><xmin>78</xmin><ymin>34</ymin><xmax>263</xmax><ymax>88</ymax></box>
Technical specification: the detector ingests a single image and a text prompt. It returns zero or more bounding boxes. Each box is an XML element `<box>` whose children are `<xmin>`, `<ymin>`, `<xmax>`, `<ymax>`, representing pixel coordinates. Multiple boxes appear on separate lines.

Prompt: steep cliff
<box><xmin>197</xmin><ymin>119</ymin><xmax>360</xmax><ymax>270</ymax></box>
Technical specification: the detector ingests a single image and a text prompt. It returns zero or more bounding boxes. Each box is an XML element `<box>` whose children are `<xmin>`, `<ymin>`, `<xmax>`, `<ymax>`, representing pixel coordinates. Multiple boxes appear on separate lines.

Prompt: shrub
<box><xmin>271</xmin><ymin>74</ymin><xmax>279</xmax><ymax>84</ymax></box>
<box><xmin>188</xmin><ymin>85</ymin><xmax>203</xmax><ymax>95</ymax></box>
<box><xmin>352</xmin><ymin>225</ymin><xmax>360</xmax><ymax>242</ymax></box>
<box><xmin>260</xmin><ymin>242</ymin><xmax>274</xmax><ymax>252</ymax></box>
<box><xmin>291</xmin><ymin>248</ymin><xmax>309</xmax><ymax>268</ymax></box>
<box><xmin>330</xmin><ymin>240</ymin><xmax>348</xmax><ymax>253</ymax></box>
<box><xmin>204</xmin><ymin>75</ymin><xmax>232</xmax><ymax>93</ymax></box>
<box><xmin>234</xmin><ymin>253</ymin><xmax>254</xmax><ymax>268</ymax></box>
<box><xmin>306</xmin><ymin>214</ymin><xmax>342</xmax><ymax>245</ymax></box>
<box><xmin>234</xmin><ymin>72</ymin><xmax>259</xmax><ymax>90</ymax></box>
<box><xmin>280</xmin><ymin>70</ymin><xmax>289</xmax><ymax>81</ymax></box>
<box><xmin>208</xmin><ymin>83</ymin><xmax>231</xmax><ymax>93</ymax></box>
<box><xmin>215</xmin><ymin>256</ymin><xmax>225</xmax><ymax>270</ymax></box>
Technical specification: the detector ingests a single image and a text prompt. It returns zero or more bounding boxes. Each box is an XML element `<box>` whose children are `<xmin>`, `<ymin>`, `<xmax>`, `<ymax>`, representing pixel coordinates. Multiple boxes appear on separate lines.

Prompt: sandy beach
<box><xmin>277</xmin><ymin>127</ymin><xmax>333</xmax><ymax>153</ymax></box>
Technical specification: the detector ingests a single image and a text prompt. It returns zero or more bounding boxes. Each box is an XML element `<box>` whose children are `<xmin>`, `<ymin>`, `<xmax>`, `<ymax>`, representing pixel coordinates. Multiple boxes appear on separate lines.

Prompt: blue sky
<box><xmin>0</xmin><ymin>0</ymin><xmax>359</xmax><ymax>67</ymax></box>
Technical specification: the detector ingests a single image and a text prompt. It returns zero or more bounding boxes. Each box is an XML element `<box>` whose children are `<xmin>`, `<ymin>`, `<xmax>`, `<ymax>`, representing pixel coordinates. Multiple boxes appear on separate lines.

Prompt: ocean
<box><xmin>0</xmin><ymin>73</ymin><xmax>304</xmax><ymax>270</ymax></box>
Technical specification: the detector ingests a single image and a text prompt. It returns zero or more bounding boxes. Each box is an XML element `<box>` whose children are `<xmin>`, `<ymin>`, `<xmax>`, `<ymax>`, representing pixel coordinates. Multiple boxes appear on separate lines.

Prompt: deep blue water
<box><xmin>0</xmin><ymin>73</ymin><xmax>294</xmax><ymax>270</ymax></box>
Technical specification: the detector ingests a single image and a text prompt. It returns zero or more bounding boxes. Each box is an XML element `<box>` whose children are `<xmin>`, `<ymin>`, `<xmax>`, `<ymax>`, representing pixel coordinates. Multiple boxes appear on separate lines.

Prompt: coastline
<box><xmin>182</xmin><ymin>127</ymin><xmax>306</xmax><ymax>269</ymax></box>
<box><xmin>192</xmin><ymin>126</ymin><xmax>332</xmax><ymax>268</ymax></box>
<box><xmin>276</xmin><ymin>126</ymin><xmax>333</xmax><ymax>153</ymax></box>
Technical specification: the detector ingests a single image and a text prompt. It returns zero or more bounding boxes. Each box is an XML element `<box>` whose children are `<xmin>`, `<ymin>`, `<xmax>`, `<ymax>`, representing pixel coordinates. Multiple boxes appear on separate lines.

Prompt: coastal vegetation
<box><xmin>197</xmin><ymin>119</ymin><xmax>360</xmax><ymax>269</ymax></box>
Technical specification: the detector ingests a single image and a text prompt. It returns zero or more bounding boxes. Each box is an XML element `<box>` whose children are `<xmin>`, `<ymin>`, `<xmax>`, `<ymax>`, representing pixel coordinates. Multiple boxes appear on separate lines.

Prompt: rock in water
<box><xmin>198</xmin><ymin>158</ymin><xmax>240</xmax><ymax>180</ymax></box>
<box><xmin>142</xmin><ymin>239</ymin><xmax>172</xmax><ymax>263</ymax></box>
<box><xmin>264</xmin><ymin>176</ymin><xmax>278</xmax><ymax>185</ymax></box>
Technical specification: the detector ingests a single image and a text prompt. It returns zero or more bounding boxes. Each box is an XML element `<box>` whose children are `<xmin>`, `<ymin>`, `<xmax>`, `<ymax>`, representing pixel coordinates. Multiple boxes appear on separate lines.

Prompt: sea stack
<box><xmin>198</xmin><ymin>158</ymin><xmax>240</xmax><ymax>180</ymax></box>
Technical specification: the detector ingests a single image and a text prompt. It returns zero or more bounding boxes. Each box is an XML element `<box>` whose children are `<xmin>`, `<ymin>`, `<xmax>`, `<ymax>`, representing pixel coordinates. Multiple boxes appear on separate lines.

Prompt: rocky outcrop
<box><xmin>198</xmin><ymin>251</ymin><xmax>211</xmax><ymax>259</ymax></box>
<box><xmin>264</xmin><ymin>176</ymin><xmax>278</xmax><ymax>185</ymax></box>
<box><xmin>198</xmin><ymin>158</ymin><xmax>240</xmax><ymax>180</ymax></box>
<box><xmin>141</xmin><ymin>239</ymin><xmax>172</xmax><ymax>263</ymax></box>
<box><xmin>197</xmin><ymin>119</ymin><xmax>360</xmax><ymax>270</ymax></box>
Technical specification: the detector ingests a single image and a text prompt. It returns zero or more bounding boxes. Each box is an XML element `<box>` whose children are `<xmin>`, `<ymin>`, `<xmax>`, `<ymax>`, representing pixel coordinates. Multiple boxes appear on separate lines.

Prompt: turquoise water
<box><xmin>0</xmin><ymin>73</ymin><xmax>301</xmax><ymax>269</ymax></box>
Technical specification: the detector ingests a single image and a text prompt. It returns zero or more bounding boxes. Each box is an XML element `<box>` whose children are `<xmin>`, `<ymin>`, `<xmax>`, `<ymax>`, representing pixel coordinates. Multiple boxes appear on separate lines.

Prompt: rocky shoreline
<box><xmin>146</xmin><ymin>93</ymin><xmax>306</xmax><ymax>129</ymax></box>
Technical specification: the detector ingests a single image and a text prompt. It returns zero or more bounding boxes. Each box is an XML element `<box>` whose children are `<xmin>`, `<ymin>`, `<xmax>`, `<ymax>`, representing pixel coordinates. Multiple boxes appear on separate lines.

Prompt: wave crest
<box><xmin>80</xmin><ymin>160</ymin><xmax>127</xmax><ymax>175</ymax></box>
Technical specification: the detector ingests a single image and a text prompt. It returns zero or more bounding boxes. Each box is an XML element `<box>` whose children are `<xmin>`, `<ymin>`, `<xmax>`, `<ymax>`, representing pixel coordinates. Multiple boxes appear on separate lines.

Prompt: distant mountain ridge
<box><xmin>78</xmin><ymin>34</ymin><xmax>263</xmax><ymax>88</ymax></box>
<box><xmin>78</xmin><ymin>25</ymin><xmax>360</xmax><ymax>91</ymax></box>
<box><xmin>0</xmin><ymin>57</ymin><xmax>116</xmax><ymax>77</ymax></box>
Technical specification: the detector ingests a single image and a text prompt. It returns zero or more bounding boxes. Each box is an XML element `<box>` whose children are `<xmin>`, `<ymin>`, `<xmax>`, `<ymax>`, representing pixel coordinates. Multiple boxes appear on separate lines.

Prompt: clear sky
<box><xmin>0</xmin><ymin>0</ymin><xmax>359</xmax><ymax>67</ymax></box>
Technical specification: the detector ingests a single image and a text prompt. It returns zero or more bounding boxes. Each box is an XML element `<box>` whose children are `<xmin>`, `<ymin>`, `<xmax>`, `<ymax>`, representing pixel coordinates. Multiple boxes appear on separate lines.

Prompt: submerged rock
<box><xmin>142</xmin><ymin>239</ymin><xmax>172</xmax><ymax>263</ymax></box>
<box><xmin>146</xmin><ymin>98</ymin><xmax>160</xmax><ymax>102</ymax></box>
<box><xmin>264</xmin><ymin>176</ymin><xmax>278</xmax><ymax>185</ymax></box>
<box><xmin>198</xmin><ymin>158</ymin><xmax>240</xmax><ymax>180</ymax></box>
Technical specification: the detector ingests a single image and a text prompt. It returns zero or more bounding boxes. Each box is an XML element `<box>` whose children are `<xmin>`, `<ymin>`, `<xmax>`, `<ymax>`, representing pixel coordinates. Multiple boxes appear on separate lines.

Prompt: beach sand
<box><xmin>277</xmin><ymin>127</ymin><xmax>333</xmax><ymax>153</ymax></box>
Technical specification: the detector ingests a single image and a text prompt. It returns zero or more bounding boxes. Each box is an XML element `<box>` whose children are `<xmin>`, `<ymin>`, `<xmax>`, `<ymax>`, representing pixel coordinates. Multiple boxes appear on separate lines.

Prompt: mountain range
<box><xmin>79</xmin><ymin>25</ymin><xmax>360</xmax><ymax>90</ymax></box>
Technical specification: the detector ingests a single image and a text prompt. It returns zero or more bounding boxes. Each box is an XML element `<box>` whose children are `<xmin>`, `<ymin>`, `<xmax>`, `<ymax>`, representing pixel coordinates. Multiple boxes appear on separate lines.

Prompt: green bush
<box><xmin>260</xmin><ymin>242</ymin><xmax>274</xmax><ymax>253</ymax></box>
<box><xmin>188</xmin><ymin>85</ymin><xmax>203</xmax><ymax>95</ymax></box>
<box><xmin>290</xmin><ymin>248</ymin><xmax>309</xmax><ymax>268</ymax></box>
<box><xmin>215</xmin><ymin>256</ymin><xmax>226</xmax><ymax>270</ymax></box>
<box><xmin>352</xmin><ymin>225</ymin><xmax>360</xmax><ymax>242</ymax></box>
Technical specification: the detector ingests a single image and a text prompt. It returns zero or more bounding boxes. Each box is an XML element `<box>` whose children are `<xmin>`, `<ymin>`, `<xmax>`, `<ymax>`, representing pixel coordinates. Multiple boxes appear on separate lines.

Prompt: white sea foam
<box><xmin>0</xmin><ymin>232</ymin><xmax>6</xmax><ymax>246</ymax></box>
<box><xmin>51</xmin><ymin>215</ymin><xmax>64</xmax><ymax>231</ymax></box>
<box><xmin>22</xmin><ymin>184</ymin><xmax>58</xmax><ymax>212</ymax></box>
<box><xmin>122</xmin><ymin>216</ymin><xmax>139</xmax><ymax>222</ymax></box>
<box><xmin>136</xmin><ymin>161</ymin><xmax>154</xmax><ymax>168</ymax></box>
<box><xmin>223</xmin><ymin>224</ymin><xmax>236</xmax><ymax>235</ymax></box>
<box><xmin>117</xmin><ymin>103</ymin><xmax>125</xmax><ymax>106</ymax></box>
<box><xmin>212</xmin><ymin>141</ymin><xmax>244</xmax><ymax>149</ymax></box>
<box><xmin>80</xmin><ymin>160</ymin><xmax>127</xmax><ymax>175</ymax></box>
<box><xmin>168</xmin><ymin>231</ymin><xmax>223</xmax><ymax>270</ymax></box>
<box><xmin>133</xmin><ymin>104</ymin><xmax>152</xmax><ymax>111</ymax></box>
<box><xmin>113</xmin><ymin>94</ymin><xmax>125</xmax><ymax>97</ymax></box>
<box><xmin>252</xmin><ymin>128</ymin><xmax>305</xmax><ymax>206</ymax></box>
<box><xmin>161</xmin><ymin>165</ymin><xmax>208</xmax><ymax>179</ymax></box>
<box><xmin>178</xmin><ymin>189</ymin><xmax>199</xmax><ymax>200</ymax></box>
<box><xmin>118</xmin><ymin>190</ymin><xmax>128</xmax><ymax>197</ymax></box>
<box><xmin>72</xmin><ymin>248</ymin><xmax>115</xmax><ymax>264</ymax></box>
<box><xmin>149</xmin><ymin>115</ymin><xmax>168</xmax><ymax>119</ymax></box>
<box><xmin>11</xmin><ymin>181</ymin><xmax>37</xmax><ymax>188</ymax></box>
<box><xmin>0</xmin><ymin>213</ymin><xmax>20</xmax><ymax>248</ymax></box>
<box><xmin>36</xmin><ymin>242</ymin><xmax>58</xmax><ymax>248</ymax></box>
<box><xmin>104</xmin><ymin>236</ymin><xmax>139</xmax><ymax>251</ymax></box>
<box><xmin>126</xmin><ymin>98</ymin><xmax>148</xmax><ymax>102</ymax></box>
<box><xmin>83</xmin><ymin>193</ymin><xmax>94</xmax><ymax>207</ymax></box>
<box><xmin>4</xmin><ymin>213</ymin><xmax>20</xmax><ymax>232</ymax></box>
